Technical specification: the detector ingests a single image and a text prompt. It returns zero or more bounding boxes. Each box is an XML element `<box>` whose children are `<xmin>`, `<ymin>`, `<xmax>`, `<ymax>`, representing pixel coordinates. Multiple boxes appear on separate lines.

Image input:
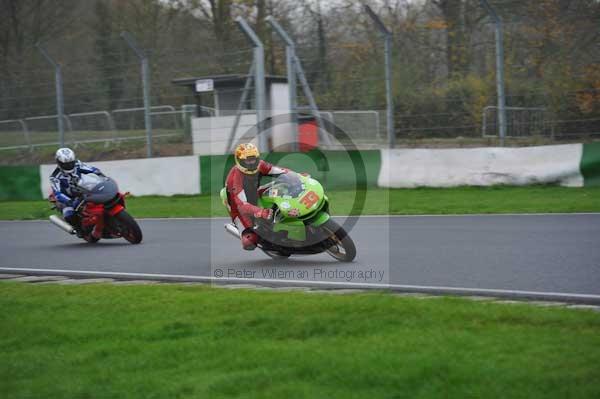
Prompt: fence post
<box><xmin>292</xmin><ymin>55</ymin><xmax>333</xmax><ymax>148</ymax></box>
<box><xmin>235</xmin><ymin>17</ymin><xmax>268</xmax><ymax>153</ymax></box>
<box><xmin>19</xmin><ymin>119</ymin><xmax>32</xmax><ymax>151</ymax></box>
<box><xmin>36</xmin><ymin>43</ymin><xmax>65</xmax><ymax>147</ymax></box>
<box><xmin>481</xmin><ymin>107</ymin><xmax>488</xmax><ymax>137</ymax></box>
<box><xmin>365</xmin><ymin>6</ymin><xmax>395</xmax><ymax>148</ymax></box>
<box><xmin>266</xmin><ymin>16</ymin><xmax>298</xmax><ymax>151</ymax></box>
<box><xmin>227</xmin><ymin>62</ymin><xmax>256</xmax><ymax>153</ymax></box>
<box><xmin>265</xmin><ymin>16</ymin><xmax>332</xmax><ymax>149</ymax></box>
<box><xmin>121</xmin><ymin>31</ymin><xmax>153</xmax><ymax>157</ymax></box>
<box><xmin>480</xmin><ymin>0</ymin><xmax>507</xmax><ymax>146</ymax></box>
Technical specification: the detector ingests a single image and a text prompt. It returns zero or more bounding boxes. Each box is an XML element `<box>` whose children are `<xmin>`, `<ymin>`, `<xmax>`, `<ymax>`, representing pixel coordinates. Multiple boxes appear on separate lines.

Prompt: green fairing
<box><xmin>273</xmin><ymin>219</ymin><xmax>306</xmax><ymax>241</ymax></box>
<box><xmin>309</xmin><ymin>209</ymin><xmax>330</xmax><ymax>227</ymax></box>
<box><xmin>219</xmin><ymin>172</ymin><xmax>333</xmax><ymax>242</ymax></box>
<box><xmin>259</xmin><ymin>174</ymin><xmax>331</xmax><ymax>241</ymax></box>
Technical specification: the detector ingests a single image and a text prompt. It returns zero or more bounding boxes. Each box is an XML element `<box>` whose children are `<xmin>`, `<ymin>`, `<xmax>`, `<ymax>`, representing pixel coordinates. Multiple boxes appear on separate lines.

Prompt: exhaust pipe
<box><xmin>224</xmin><ymin>223</ymin><xmax>240</xmax><ymax>240</ymax></box>
<box><xmin>49</xmin><ymin>215</ymin><xmax>75</xmax><ymax>235</ymax></box>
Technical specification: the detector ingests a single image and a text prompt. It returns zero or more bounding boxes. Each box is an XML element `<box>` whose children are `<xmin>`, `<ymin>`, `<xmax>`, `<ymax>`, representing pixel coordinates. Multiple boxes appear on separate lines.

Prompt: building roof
<box><xmin>172</xmin><ymin>74</ymin><xmax>287</xmax><ymax>89</ymax></box>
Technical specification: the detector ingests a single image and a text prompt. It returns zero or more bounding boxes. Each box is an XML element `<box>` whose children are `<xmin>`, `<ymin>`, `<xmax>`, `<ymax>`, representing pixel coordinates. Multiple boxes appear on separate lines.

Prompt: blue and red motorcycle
<box><xmin>49</xmin><ymin>173</ymin><xmax>142</xmax><ymax>244</ymax></box>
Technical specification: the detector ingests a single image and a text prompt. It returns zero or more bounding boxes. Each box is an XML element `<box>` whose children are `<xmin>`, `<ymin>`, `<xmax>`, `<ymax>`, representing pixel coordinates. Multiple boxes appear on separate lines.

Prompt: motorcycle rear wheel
<box><xmin>83</xmin><ymin>233</ymin><xmax>99</xmax><ymax>243</ymax></box>
<box><xmin>262</xmin><ymin>249</ymin><xmax>291</xmax><ymax>260</ymax></box>
<box><xmin>77</xmin><ymin>223</ymin><xmax>99</xmax><ymax>244</ymax></box>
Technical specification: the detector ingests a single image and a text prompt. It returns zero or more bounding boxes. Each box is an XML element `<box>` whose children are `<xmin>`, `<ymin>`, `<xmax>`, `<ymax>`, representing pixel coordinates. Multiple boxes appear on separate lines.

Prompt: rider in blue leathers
<box><xmin>50</xmin><ymin>148</ymin><xmax>102</xmax><ymax>226</ymax></box>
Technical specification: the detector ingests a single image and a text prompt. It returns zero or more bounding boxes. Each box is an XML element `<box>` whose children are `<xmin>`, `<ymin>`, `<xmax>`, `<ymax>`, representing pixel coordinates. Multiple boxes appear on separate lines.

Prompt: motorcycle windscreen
<box><xmin>269</xmin><ymin>172</ymin><xmax>305</xmax><ymax>198</ymax></box>
<box><xmin>82</xmin><ymin>177</ymin><xmax>119</xmax><ymax>203</ymax></box>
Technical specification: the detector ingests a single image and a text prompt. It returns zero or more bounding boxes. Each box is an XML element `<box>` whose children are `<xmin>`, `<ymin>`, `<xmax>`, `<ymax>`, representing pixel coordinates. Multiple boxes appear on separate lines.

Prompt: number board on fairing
<box><xmin>300</xmin><ymin>191</ymin><xmax>320</xmax><ymax>208</ymax></box>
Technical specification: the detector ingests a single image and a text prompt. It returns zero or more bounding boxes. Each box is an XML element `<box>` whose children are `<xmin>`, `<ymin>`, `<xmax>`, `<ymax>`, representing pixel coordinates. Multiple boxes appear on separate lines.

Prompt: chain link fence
<box><xmin>1</xmin><ymin>1</ymin><xmax>598</xmax><ymax>164</ymax></box>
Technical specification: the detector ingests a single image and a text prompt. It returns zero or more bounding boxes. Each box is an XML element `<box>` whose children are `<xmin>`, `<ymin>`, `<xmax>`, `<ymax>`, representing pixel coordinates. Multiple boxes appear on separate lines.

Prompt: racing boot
<box><xmin>241</xmin><ymin>228</ymin><xmax>258</xmax><ymax>251</ymax></box>
<box><xmin>63</xmin><ymin>209</ymin><xmax>82</xmax><ymax>237</ymax></box>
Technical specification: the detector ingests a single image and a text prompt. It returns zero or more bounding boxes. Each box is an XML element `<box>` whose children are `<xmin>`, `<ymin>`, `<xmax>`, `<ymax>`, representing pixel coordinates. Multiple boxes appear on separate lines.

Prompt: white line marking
<box><xmin>2</xmin><ymin>267</ymin><xmax>600</xmax><ymax>302</ymax></box>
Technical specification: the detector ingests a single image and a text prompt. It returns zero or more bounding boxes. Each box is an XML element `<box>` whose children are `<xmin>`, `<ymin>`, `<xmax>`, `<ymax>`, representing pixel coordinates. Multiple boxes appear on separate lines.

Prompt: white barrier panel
<box><xmin>378</xmin><ymin>144</ymin><xmax>584</xmax><ymax>188</ymax></box>
<box><xmin>40</xmin><ymin>156</ymin><xmax>200</xmax><ymax>197</ymax></box>
<box><xmin>192</xmin><ymin>114</ymin><xmax>258</xmax><ymax>155</ymax></box>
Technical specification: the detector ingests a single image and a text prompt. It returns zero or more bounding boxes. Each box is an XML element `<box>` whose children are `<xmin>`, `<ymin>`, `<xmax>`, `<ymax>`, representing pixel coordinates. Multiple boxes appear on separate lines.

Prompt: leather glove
<box><xmin>254</xmin><ymin>208</ymin><xmax>273</xmax><ymax>220</ymax></box>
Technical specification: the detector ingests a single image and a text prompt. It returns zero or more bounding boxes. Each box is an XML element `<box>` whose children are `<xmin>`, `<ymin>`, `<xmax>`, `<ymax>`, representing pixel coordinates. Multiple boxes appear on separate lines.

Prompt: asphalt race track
<box><xmin>1</xmin><ymin>215</ymin><xmax>600</xmax><ymax>301</ymax></box>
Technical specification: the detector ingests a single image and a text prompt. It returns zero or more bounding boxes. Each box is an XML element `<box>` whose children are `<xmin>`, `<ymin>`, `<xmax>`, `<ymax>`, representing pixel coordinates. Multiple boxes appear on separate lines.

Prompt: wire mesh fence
<box><xmin>1</xmin><ymin>0</ymin><xmax>598</xmax><ymax>165</ymax></box>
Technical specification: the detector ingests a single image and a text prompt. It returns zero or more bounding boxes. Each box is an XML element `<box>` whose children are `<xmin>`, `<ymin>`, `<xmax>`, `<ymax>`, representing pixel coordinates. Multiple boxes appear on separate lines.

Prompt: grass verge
<box><xmin>1</xmin><ymin>186</ymin><xmax>600</xmax><ymax>220</ymax></box>
<box><xmin>1</xmin><ymin>281</ymin><xmax>599</xmax><ymax>398</ymax></box>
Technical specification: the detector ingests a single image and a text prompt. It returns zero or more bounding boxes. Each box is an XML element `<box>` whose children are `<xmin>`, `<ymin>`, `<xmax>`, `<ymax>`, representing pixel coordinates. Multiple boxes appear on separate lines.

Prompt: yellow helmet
<box><xmin>234</xmin><ymin>143</ymin><xmax>260</xmax><ymax>174</ymax></box>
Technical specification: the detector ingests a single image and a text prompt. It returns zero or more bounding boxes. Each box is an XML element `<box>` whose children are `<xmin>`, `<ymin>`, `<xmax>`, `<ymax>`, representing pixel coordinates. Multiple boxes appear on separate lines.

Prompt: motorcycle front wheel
<box><xmin>320</xmin><ymin>219</ymin><xmax>356</xmax><ymax>262</ymax></box>
<box><xmin>112</xmin><ymin>210</ymin><xmax>143</xmax><ymax>244</ymax></box>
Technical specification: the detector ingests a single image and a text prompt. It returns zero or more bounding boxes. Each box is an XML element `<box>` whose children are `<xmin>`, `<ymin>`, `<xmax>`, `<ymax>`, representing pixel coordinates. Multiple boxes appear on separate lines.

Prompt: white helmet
<box><xmin>55</xmin><ymin>147</ymin><xmax>77</xmax><ymax>173</ymax></box>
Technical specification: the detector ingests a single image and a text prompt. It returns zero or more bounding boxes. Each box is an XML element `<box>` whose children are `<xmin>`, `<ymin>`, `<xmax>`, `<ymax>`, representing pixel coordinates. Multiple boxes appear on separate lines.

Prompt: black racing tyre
<box><xmin>83</xmin><ymin>234</ymin><xmax>100</xmax><ymax>244</ymax></box>
<box><xmin>262</xmin><ymin>249</ymin><xmax>291</xmax><ymax>260</ymax></box>
<box><xmin>113</xmin><ymin>210</ymin><xmax>143</xmax><ymax>244</ymax></box>
<box><xmin>74</xmin><ymin>222</ymin><xmax>99</xmax><ymax>244</ymax></box>
<box><xmin>321</xmin><ymin>219</ymin><xmax>356</xmax><ymax>262</ymax></box>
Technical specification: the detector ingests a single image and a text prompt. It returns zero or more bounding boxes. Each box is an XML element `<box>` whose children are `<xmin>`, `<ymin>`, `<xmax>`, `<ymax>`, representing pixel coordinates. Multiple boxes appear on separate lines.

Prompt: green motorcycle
<box><xmin>220</xmin><ymin>172</ymin><xmax>356</xmax><ymax>262</ymax></box>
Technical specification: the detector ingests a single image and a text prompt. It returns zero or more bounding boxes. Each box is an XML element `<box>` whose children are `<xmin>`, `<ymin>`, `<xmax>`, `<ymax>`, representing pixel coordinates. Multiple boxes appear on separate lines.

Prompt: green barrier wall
<box><xmin>199</xmin><ymin>150</ymin><xmax>382</xmax><ymax>194</ymax></box>
<box><xmin>581</xmin><ymin>142</ymin><xmax>600</xmax><ymax>187</ymax></box>
<box><xmin>0</xmin><ymin>166</ymin><xmax>42</xmax><ymax>200</ymax></box>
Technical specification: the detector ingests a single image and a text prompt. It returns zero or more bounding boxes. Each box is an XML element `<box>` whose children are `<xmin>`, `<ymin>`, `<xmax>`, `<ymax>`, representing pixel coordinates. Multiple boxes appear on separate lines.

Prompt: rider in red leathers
<box><xmin>225</xmin><ymin>143</ymin><xmax>288</xmax><ymax>250</ymax></box>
